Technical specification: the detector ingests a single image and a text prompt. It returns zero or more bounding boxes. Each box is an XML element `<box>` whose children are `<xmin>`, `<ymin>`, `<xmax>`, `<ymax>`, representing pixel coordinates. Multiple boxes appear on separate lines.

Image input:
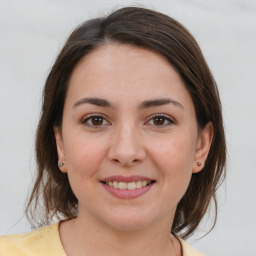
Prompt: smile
<box><xmin>104</xmin><ymin>180</ymin><xmax>153</xmax><ymax>190</ymax></box>
<box><xmin>101</xmin><ymin>176</ymin><xmax>156</xmax><ymax>199</ymax></box>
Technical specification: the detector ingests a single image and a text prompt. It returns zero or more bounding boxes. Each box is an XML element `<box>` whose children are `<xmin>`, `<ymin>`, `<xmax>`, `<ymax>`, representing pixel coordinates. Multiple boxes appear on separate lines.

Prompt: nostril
<box><xmin>111</xmin><ymin>158</ymin><xmax>140</xmax><ymax>165</ymax></box>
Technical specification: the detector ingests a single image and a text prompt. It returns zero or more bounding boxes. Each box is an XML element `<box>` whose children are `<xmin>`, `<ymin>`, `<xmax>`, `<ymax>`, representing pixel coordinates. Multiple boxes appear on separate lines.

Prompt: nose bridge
<box><xmin>108</xmin><ymin>121</ymin><xmax>146</xmax><ymax>166</ymax></box>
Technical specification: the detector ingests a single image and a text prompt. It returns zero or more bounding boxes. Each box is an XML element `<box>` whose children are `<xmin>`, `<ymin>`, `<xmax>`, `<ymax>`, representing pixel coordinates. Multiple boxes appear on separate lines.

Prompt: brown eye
<box><xmin>147</xmin><ymin>114</ymin><xmax>174</xmax><ymax>127</ymax></box>
<box><xmin>153</xmin><ymin>117</ymin><xmax>165</xmax><ymax>125</ymax></box>
<box><xmin>81</xmin><ymin>115</ymin><xmax>110</xmax><ymax>128</ymax></box>
<box><xmin>91</xmin><ymin>116</ymin><xmax>104</xmax><ymax>126</ymax></box>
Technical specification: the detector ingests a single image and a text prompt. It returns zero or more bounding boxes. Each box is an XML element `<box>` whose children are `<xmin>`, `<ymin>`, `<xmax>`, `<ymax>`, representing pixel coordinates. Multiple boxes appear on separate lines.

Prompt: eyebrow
<box><xmin>139</xmin><ymin>98</ymin><xmax>184</xmax><ymax>110</ymax></box>
<box><xmin>73</xmin><ymin>97</ymin><xmax>184</xmax><ymax>110</ymax></box>
<box><xmin>73</xmin><ymin>97</ymin><xmax>114</xmax><ymax>109</ymax></box>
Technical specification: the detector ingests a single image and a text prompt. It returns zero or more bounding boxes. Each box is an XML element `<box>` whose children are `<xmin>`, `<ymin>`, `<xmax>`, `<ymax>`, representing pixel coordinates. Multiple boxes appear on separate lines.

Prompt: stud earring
<box><xmin>197</xmin><ymin>162</ymin><xmax>202</xmax><ymax>166</ymax></box>
<box><xmin>58</xmin><ymin>162</ymin><xmax>64</xmax><ymax>167</ymax></box>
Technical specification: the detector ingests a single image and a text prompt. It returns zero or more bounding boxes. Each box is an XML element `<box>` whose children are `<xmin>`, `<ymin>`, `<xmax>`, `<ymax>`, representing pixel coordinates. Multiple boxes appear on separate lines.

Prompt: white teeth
<box><xmin>136</xmin><ymin>181</ymin><xmax>142</xmax><ymax>188</ymax></box>
<box><xmin>127</xmin><ymin>181</ymin><xmax>136</xmax><ymax>190</ymax></box>
<box><xmin>118</xmin><ymin>182</ymin><xmax>127</xmax><ymax>189</ymax></box>
<box><xmin>142</xmin><ymin>180</ymin><xmax>147</xmax><ymax>186</ymax></box>
<box><xmin>106</xmin><ymin>180</ymin><xmax>151</xmax><ymax>190</ymax></box>
<box><xmin>113</xmin><ymin>181</ymin><xmax>118</xmax><ymax>188</ymax></box>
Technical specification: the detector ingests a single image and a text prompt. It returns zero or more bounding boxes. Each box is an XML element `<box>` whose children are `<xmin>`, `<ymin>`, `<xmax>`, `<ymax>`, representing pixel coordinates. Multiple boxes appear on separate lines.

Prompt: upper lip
<box><xmin>101</xmin><ymin>175</ymin><xmax>155</xmax><ymax>183</ymax></box>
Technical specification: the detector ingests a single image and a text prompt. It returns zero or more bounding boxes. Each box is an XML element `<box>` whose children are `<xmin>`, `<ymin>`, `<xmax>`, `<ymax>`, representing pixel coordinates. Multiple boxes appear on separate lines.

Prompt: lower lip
<box><xmin>101</xmin><ymin>182</ymin><xmax>155</xmax><ymax>199</ymax></box>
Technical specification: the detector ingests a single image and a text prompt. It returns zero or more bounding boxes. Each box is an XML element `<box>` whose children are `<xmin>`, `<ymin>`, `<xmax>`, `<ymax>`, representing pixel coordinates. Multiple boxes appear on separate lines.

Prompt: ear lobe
<box><xmin>192</xmin><ymin>122</ymin><xmax>214</xmax><ymax>173</ymax></box>
<box><xmin>54</xmin><ymin>126</ymin><xmax>67</xmax><ymax>173</ymax></box>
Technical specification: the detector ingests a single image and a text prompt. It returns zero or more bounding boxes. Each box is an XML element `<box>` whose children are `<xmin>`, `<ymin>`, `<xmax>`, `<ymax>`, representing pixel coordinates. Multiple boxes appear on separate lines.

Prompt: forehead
<box><xmin>66</xmin><ymin>43</ymin><xmax>193</xmax><ymax>109</ymax></box>
<box><xmin>71</xmin><ymin>43</ymin><xmax>175</xmax><ymax>80</ymax></box>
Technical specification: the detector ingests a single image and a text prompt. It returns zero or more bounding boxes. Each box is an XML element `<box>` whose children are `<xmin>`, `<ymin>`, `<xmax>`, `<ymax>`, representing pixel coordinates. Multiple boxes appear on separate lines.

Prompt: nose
<box><xmin>107</xmin><ymin>124</ymin><xmax>146</xmax><ymax>167</ymax></box>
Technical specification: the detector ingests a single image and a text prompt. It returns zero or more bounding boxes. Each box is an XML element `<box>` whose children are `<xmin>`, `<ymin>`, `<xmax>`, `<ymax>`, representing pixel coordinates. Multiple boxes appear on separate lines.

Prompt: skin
<box><xmin>54</xmin><ymin>43</ymin><xmax>213</xmax><ymax>256</ymax></box>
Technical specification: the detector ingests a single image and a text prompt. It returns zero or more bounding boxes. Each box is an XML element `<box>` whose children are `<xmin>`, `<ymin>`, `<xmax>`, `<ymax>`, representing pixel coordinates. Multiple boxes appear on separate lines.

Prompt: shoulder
<box><xmin>178</xmin><ymin>238</ymin><xmax>206</xmax><ymax>256</ymax></box>
<box><xmin>0</xmin><ymin>222</ymin><xmax>65</xmax><ymax>256</ymax></box>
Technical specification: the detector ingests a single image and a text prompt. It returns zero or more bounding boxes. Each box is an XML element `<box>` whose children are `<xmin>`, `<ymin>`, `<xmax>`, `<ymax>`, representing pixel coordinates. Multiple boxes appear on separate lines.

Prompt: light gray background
<box><xmin>0</xmin><ymin>0</ymin><xmax>255</xmax><ymax>255</ymax></box>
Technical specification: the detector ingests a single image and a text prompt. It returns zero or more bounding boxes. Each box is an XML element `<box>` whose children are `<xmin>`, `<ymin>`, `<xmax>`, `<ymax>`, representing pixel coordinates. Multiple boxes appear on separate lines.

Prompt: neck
<box><xmin>59</xmin><ymin>212</ymin><xmax>180</xmax><ymax>256</ymax></box>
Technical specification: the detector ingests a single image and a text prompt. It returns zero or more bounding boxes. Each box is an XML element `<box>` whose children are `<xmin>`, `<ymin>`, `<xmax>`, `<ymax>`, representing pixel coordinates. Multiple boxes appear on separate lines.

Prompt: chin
<box><xmin>101</xmin><ymin>209</ymin><xmax>155</xmax><ymax>232</ymax></box>
<box><xmin>107</xmin><ymin>218</ymin><xmax>151</xmax><ymax>232</ymax></box>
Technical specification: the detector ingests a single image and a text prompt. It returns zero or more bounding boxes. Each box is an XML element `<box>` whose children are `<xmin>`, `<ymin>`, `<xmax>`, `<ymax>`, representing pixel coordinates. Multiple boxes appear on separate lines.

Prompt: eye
<box><xmin>147</xmin><ymin>114</ymin><xmax>174</xmax><ymax>127</ymax></box>
<box><xmin>81</xmin><ymin>115</ymin><xmax>110</xmax><ymax>128</ymax></box>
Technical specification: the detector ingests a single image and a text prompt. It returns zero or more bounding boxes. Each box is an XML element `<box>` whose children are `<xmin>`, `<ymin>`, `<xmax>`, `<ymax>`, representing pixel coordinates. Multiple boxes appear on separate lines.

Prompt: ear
<box><xmin>54</xmin><ymin>126</ymin><xmax>67</xmax><ymax>173</ymax></box>
<box><xmin>192</xmin><ymin>122</ymin><xmax>213</xmax><ymax>173</ymax></box>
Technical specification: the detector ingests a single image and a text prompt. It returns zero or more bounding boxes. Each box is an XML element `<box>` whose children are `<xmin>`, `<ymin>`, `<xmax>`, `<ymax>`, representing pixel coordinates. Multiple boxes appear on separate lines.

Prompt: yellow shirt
<box><xmin>0</xmin><ymin>222</ymin><xmax>205</xmax><ymax>256</ymax></box>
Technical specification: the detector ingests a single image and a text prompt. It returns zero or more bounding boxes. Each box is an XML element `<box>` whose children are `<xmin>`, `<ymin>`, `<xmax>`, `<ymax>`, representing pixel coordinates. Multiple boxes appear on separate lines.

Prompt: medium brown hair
<box><xmin>25</xmin><ymin>6</ymin><xmax>226</xmax><ymax>238</ymax></box>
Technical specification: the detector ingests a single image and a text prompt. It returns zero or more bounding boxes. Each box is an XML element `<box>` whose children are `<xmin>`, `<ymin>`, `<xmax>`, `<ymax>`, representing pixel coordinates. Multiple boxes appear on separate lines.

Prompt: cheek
<box><xmin>149</xmin><ymin>135</ymin><xmax>195</xmax><ymax>171</ymax></box>
<box><xmin>64</xmin><ymin>134</ymin><xmax>107</xmax><ymax>181</ymax></box>
<box><xmin>148</xmin><ymin>135</ymin><xmax>196</xmax><ymax>197</ymax></box>
<box><xmin>64</xmin><ymin>138</ymin><xmax>107</xmax><ymax>203</ymax></box>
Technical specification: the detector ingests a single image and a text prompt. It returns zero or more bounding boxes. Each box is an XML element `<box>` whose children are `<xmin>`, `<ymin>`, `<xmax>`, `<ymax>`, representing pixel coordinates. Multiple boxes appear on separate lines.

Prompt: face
<box><xmin>55</xmin><ymin>44</ymin><xmax>212</xmax><ymax>232</ymax></box>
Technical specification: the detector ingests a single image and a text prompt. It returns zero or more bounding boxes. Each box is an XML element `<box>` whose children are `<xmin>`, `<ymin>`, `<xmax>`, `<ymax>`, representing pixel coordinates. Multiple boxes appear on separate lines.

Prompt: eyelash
<box><xmin>81</xmin><ymin>114</ymin><xmax>175</xmax><ymax>128</ymax></box>
<box><xmin>146</xmin><ymin>114</ymin><xmax>175</xmax><ymax>127</ymax></box>
<box><xmin>81</xmin><ymin>114</ymin><xmax>110</xmax><ymax>128</ymax></box>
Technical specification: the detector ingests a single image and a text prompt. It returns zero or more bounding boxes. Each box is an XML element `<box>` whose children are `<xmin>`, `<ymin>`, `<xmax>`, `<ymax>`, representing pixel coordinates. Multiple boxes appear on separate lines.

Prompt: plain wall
<box><xmin>0</xmin><ymin>0</ymin><xmax>256</xmax><ymax>255</ymax></box>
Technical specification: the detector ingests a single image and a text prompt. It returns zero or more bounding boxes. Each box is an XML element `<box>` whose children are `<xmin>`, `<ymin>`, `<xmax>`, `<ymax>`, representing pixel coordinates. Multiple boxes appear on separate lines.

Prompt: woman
<box><xmin>0</xmin><ymin>6</ymin><xmax>226</xmax><ymax>256</ymax></box>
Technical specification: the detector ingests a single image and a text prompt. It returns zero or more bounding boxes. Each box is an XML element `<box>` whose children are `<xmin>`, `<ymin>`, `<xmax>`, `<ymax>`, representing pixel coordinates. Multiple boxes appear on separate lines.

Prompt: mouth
<box><xmin>100</xmin><ymin>176</ymin><xmax>156</xmax><ymax>199</ymax></box>
<box><xmin>101</xmin><ymin>180</ymin><xmax>156</xmax><ymax>190</ymax></box>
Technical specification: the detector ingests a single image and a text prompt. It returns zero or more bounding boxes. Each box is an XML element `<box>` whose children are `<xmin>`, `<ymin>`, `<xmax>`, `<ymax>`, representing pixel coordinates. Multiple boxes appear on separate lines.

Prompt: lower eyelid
<box><xmin>147</xmin><ymin>115</ymin><xmax>174</xmax><ymax>124</ymax></box>
<box><xmin>81</xmin><ymin>115</ymin><xmax>109</xmax><ymax>125</ymax></box>
<box><xmin>80</xmin><ymin>114</ymin><xmax>174</xmax><ymax>127</ymax></box>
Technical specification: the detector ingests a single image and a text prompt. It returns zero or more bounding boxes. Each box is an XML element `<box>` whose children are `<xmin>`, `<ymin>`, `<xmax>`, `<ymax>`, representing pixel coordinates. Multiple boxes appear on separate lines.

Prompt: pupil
<box><xmin>92</xmin><ymin>117</ymin><xmax>103</xmax><ymax>125</ymax></box>
<box><xmin>154</xmin><ymin>117</ymin><xmax>164</xmax><ymax>125</ymax></box>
